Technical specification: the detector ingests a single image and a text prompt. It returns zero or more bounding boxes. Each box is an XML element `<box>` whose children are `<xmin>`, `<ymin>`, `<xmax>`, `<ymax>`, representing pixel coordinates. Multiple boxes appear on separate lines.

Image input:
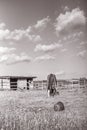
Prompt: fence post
<box><xmin>1</xmin><ymin>79</ymin><xmax>3</xmax><ymax>89</ymax></box>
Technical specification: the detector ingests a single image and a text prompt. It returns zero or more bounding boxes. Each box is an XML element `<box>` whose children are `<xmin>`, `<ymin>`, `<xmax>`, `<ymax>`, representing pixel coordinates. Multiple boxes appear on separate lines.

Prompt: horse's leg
<box><xmin>48</xmin><ymin>90</ymin><xmax>50</xmax><ymax>97</ymax></box>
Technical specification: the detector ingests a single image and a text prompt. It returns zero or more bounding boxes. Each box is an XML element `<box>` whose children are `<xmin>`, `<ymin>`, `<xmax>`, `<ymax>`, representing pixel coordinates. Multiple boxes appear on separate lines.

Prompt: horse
<box><xmin>47</xmin><ymin>73</ymin><xmax>58</xmax><ymax>97</ymax></box>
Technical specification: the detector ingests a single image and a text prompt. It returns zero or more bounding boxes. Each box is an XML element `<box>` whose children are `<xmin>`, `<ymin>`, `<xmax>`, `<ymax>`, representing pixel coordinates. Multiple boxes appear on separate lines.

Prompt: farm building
<box><xmin>79</xmin><ymin>78</ymin><xmax>87</xmax><ymax>85</ymax></box>
<box><xmin>0</xmin><ymin>76</ymin><xmax>36</xmax><ymax>90</ymax></box>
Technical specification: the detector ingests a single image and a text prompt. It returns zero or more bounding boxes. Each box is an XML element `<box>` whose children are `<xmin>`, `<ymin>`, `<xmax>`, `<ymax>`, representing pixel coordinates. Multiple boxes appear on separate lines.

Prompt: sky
<box><xmin>0</xmin><ymin>0</ymin><xmax>87</xmax><ymax>80</ymax></box>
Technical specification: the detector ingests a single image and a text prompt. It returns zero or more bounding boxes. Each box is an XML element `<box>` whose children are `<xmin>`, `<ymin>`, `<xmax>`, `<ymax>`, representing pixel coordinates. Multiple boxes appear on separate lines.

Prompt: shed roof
<box><xmin>0</xmin><ymin>76</ymin><xmax>37</xmax><ymax>79</ymax></box>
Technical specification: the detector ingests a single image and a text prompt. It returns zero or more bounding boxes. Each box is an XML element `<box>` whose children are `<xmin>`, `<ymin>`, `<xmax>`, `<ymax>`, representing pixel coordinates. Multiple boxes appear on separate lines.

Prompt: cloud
<box><xmin>61</xmin><ymin>48</ymin><xmax>67</xmax><ymax>52</ymax></box>
<box><xmin>71</xmin><ymin>31</ymin><xmax>83</xmax><ymax>39</ymax></box>
<box><xmin>34</xmin><ymin>16</ymin><xmax>50</xmax><ymax>31</ymax></box>
<box><xmin>35</xmin><ymin>54</ymin><xmax>55</xmax><ymax>61</ymax></box>
<box><xmin>77</xmin><ymin>41</ymin><xmax>87</xmax><ymax>49</ymax></box>
<box><xmin>34</xmin><ymin>43</ymin><xmax>62</xmax><ymax>52</ymax></box>
<box><xmin>6</xmin><ymin>29</ymin><xmax>25</xmax><ymax>41</ymax></box>
<box><xmin>80</xmin><ymin>41</ymin><xmax>87</xmax><ymax>45</ymax></box>
<box><xmin>64</xmin><ymin>6</ymin><xmax>69</xmax><ymax>11</ymax></box>
<box><xmin>0</xmin><ymin>46</ymin><xmax>16</xmax><ymax>54</ymax></box>
<box><xmin>0</xmin><ymin>29</ymin><xmax>10</xmax><ymax>40</ymax></box>
<box><xmin>55</xmin><ymin>8</ymin><xmax>86</xmax><ymax>35</ymax></box>
<box><xmin>0</xmin><ymin>53</ymin><xmax>32</xmax><ymax>65</ymax></box>
<box><xmin>62</xmin><ymin>31</ymin><xmax>83</xmax><ymax>42</ymax></box>
<box><xmin>0</xmin><ymin>23</ymin><xmax>6</xmax><ymax>29</ymax></box>
<box><xmin>0</xmin><ymin>23</ymin><xmax>41</xmax><ymax>42</ymax></box>
<box><xmin>26</xmin><ymin>26</ymin><xmax>32</xmax><ymax>33</ymax></box>
<box><xmin>33</xmin><ymin>35</ymin><xmax>42</xmax><ymax>42</ymax></box>
<box><xmin>77</xmin><ymin>50</ymin><xmax>87</xmax><ymax>57</ymax></box>
<box><xmin>6</xmin><ymin>29</ymin><xmax>42</xmax><ymax>42</ymax></box>
<box><xmin>0</xmin><ymin>16</ymin><xmax>50</xmax><ymax>41</ymax></box>
<box><xmin>55</xmin><ymin>70</ymin><xmax>65</xmax><ymax>75</ymax></box>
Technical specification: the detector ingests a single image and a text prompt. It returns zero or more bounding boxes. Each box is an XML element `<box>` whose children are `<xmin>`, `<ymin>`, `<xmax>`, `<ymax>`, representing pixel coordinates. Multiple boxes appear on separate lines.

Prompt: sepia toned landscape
<box><xmin>0</xmin><ymin>0</ymin><xmax>87</xmax><ymax>129</ymax></box>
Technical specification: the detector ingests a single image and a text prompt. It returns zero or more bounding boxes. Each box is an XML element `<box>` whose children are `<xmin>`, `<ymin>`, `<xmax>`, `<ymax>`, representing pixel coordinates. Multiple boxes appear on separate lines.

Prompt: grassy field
<box><xmin>0</xmin><ymin>87</ymin><xmax>87</xmax><ymax>130</ymax></box>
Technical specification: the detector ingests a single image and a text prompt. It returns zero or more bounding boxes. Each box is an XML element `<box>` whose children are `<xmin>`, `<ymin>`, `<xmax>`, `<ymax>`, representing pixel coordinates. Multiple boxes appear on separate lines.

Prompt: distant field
<box><xmin>0</xmin><ymin>87</ymin><xmax>87</xmax><ymax>130</ymax></box>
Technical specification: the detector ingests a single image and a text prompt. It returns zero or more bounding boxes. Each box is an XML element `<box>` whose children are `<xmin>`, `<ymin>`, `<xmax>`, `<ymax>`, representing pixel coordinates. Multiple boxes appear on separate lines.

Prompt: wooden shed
<box><xmin>0</xmin><ymin>76</ymin><xmax>36</xmax><ymax>90</ymax></box>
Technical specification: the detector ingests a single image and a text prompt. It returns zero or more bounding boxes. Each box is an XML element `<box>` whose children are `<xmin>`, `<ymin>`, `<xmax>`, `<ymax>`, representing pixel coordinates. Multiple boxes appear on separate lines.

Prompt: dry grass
<box><xmin>0</xmin><ymin>87</ymin><xmax>87</xmax><ymax>130</ymax></box>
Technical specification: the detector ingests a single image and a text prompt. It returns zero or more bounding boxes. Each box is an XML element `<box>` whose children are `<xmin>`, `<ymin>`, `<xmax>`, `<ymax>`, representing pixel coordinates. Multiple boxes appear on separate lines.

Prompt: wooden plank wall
<box><xmin>0</xmin><ymin>79</ymin><xmax>10</xmax><ymax>89</ymax></box>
